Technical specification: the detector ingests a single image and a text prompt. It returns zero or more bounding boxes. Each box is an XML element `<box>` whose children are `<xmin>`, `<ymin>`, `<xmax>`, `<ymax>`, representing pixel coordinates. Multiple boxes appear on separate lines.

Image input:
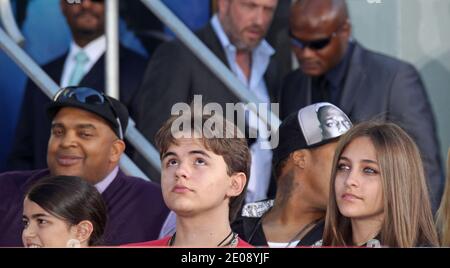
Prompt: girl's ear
<box><xmin>73</xmin><ymin>220</ymin><xmax>94</xmax><ymax>246</ymax></box>
<box><xmin>227</xmin><ymin>172</ymin><xmax>247</xmax><ymax>198</ymax></box>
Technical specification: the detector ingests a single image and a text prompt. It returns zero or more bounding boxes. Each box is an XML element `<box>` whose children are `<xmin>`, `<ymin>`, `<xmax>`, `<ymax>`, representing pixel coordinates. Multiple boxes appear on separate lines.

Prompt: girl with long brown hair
<box><xmin>322</xmin><ymin>121</ymin><xmax>439</xmax><ymax>247</ymax></box>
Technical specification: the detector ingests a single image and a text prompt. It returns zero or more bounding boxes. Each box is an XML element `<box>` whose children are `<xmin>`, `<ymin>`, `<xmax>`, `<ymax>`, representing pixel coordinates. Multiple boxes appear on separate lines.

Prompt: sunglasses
<box><xmin>53</xmin><ymin>87</ymin><xmax>124</xmax><ymax>140</ymax></box>
<box><xmin>289</xmin><ymin>30</ymin><xmax>337</xmax><ymax>50</ymax></box>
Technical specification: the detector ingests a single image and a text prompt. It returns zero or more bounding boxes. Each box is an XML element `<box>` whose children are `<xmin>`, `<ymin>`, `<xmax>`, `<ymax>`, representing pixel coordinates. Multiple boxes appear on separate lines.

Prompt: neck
<box><xmin>172</xmin><ymin>208</ymin><xmax>234</xmax><ymax>247</ymax></box>
<box><xmin>267</xmin><ymin>192</ymin><xmax>325</xmax><ymax>225</ymax></box>
<box><xmin>351</xmin><ymin>216</ymin><xmax>383</xmax><ymax>246</ymax></box>
<box><xmin>235</xmin><ymin>50</ymin><xmax>252</xmax><ymax>80</ymax></box>
<box><xmin>73</xmin><ymin>32</ymin><xmax>102</xmax><ymax>48</ymax></box>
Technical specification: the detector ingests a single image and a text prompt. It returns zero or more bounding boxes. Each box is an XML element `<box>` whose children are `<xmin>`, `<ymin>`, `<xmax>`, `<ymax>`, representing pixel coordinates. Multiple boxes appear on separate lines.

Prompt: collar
<box><xmin>95</xmin><ymin>166</ymin><xmax>119</xmax><ymax>194</ymax></box>
<box><xmin>325</xmin><ymin>41</ymin><xmax>355</xmax><ymax>89</ymax></box>
<box><xmin>67</xmin><ymin>35</ymin><xmax>106</xmax><ymax>65</ymax></box>
<box><xmin>210</xmin><ymin>15</ymin><xmax>274</xmax><ymax>58</ymax></box>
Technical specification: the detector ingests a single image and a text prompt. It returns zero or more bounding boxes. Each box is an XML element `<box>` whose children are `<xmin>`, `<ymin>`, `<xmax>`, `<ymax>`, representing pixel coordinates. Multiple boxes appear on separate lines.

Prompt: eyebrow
<box><xmin>22</xmin><ymin>213</ymin><xmax>51</xmax><ymax>220</ymax></box>
<box><xmin>51</xmin><ymin>123</ymin><xmax>97</xmax><ymax>130</ymax></box>
<box><xmin>162</xmin><ymin>150</ymin><xmax>211</xmax><ymax>160</ymax></box>
<box><xmin>339</xmin><ymin>156</ymin><xmax>378</xmax><ymax>165</ymax></box>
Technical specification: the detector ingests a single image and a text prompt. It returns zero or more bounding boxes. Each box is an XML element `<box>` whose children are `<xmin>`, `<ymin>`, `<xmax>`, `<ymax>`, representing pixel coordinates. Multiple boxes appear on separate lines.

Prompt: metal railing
<box><xmin>0</xmin><ymin>20</ymin><xmax>151</xmax><ymax>181</ymax></box>
<box><xmin>1</xmin><ymin>0</ymin><xmax>283</xmax><ymax>183</ymax></box>
<box><xmin>140</xmin><ymin>0</ymin><xmax>282</xmax><ymax>130</ymax></box>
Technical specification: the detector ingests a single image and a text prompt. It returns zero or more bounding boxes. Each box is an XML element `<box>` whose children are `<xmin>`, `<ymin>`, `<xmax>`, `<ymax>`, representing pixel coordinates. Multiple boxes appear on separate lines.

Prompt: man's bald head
<box><xmin>289</xmin><ymin>0</ymin><xmax>352</xmax><ymax>76</ymax></box>
<box><xmin>291</xmin><ymin>0</ymin><xmax>348</xmax><ymax>29</ymax></box>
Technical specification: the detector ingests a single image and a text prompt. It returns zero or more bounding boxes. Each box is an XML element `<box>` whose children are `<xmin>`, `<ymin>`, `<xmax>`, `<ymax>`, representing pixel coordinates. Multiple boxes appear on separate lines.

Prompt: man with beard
<box><xmin>7</xmin><ymin>0</ymin><xmax>147</xmax><ymax>171</ymax></box>
<box><xmin>135</xmin><ymin>0</ymin><xmax>282</xmax><ymax>204</ymax></box>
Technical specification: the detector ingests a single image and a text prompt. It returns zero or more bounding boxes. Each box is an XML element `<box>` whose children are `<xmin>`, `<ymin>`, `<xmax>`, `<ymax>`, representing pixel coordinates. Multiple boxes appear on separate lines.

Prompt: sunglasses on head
<box><xmin>53</xmin><ymin>87</ymin><xmax>124</xmax><ymax>140</ymax></box>
<box><xmin>289</xmin><ymin>30</ymin><xmax>337</xmax><ymax>50</ymax></box>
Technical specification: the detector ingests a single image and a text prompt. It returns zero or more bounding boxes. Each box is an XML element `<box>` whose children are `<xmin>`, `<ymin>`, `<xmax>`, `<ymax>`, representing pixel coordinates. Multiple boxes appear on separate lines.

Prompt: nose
<box><xmin>344</xmin><ymin>170</ymin><xmax>359</xmax><ymax>188</ymax></box>
<box><xmin>174</xmin><ymin>161</ymin><xmax>190</xmax><ymax>180</ymax></box>
<box><xmin>59</xmin><ymin>131</ymin><xmax>78</xmax><ymax>149</ymax></box>
<box><xmin>253</xmin><ymin>7</ymin><xmax>265</xmax><ymax>27</ymax></box>
<box><xmin>81</xmin><ymin>0</ymin><xmax>93</xmax><ymax>8</ymax></box>
<box><xmin>22</xmin><ymin>224</ymin><xmax>37</xmax><ymax>240</ymax></box>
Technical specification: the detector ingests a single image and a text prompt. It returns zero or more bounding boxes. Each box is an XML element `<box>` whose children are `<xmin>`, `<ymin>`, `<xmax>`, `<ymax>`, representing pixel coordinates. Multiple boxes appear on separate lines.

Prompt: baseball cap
<box><xmin>272</xmin><ymin>102</ymin><xmax>352</xmax><ymax>167</ymax></box>
<box><xmin>47</xmin><ymin>86</ymin><xmax>129</xmax><ymax>139</ymax></box>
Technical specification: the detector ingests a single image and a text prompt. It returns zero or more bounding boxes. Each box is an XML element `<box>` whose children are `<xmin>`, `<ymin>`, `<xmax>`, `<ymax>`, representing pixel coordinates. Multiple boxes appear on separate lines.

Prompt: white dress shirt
<box><xmin>211</xmin><ymin>15</ymin><xmax>275</xmax><ymax>203</ymax></box>
<box><xmin>60</xmin><ymin>35</ymin><xmax>106</xmax><ymax>87</ymax></box>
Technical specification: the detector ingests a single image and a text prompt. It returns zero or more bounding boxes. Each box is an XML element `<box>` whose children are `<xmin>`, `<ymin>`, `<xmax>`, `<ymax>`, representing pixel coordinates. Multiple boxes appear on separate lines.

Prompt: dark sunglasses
<box><xmin>289</xmin><ymin>30</ymin><xmax>337</xmax><ymax>50</ymax></box>
<box><xmin>53</xmin><ymin>87</ymin><xmax>124</xmax><ymax>139</ymax></box>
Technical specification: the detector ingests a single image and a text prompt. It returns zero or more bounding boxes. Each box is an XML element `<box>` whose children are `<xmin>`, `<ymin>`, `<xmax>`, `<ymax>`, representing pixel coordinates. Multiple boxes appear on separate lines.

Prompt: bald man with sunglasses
<box><xmin>278</xmin><ymin>0</ymin><xmax>443</xmax><ymax>212</ymax></box>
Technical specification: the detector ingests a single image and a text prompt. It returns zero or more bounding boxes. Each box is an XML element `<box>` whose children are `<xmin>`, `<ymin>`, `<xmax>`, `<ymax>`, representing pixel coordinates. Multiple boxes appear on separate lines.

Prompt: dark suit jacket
<box><xmin>7</xmin><ymin>45</ymin><xmax>147</xmax><ymax>171</ymax></box>
<box><xmin>0</xmin><ymin>168</ymin><xmax>169</xmax><ymax>247</ymax></box>
<box><xmin>134</xmin><ymin>23</ymin><xmax>282</xmax><ymax>183</ymax></box>
<box><xmin>278</xmin><ymin>41</ymin><xmax>443</xmax><ymax>210</ymax></box>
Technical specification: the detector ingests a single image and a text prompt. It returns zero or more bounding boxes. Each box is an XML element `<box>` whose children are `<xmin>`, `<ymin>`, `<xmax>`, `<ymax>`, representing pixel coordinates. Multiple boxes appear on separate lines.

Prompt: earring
<box><xmin>66</xmin><ymin>239</ymin><xmax>81</xmax><ymax>248</ymax></box>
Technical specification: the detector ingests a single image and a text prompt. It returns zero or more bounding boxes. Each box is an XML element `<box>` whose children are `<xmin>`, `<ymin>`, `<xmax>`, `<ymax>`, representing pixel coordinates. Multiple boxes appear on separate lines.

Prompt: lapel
<box><xmin>79</xmin><ymin>53</ymin><xmax>106</xmax><ymax>91</ymax></box>
<box><xmin>338</xmin><ymin>42</ymin><xmax>367</xmax><ymax>116</ymax></box>
<box><xmin>197</xmin><ymin>23</ymin><xmax>230</xmax><ymax>69</ymax></box>
<box><xmin>43</xmin><ymin>54</ymin><xmax>67</xmax><ymax>85</ymax></box>
<box><xmin>264</xmin><ymin>56</ymin><xmax>280</xmax><ymax>102</ymax></box>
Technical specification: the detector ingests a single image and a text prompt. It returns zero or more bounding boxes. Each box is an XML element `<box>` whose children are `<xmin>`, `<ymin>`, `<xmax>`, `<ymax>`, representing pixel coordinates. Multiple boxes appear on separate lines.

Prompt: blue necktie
<box><xmin>68</xmin><ymin>51</ymin><xmax>89</xmax><ymax>86</ymax></box>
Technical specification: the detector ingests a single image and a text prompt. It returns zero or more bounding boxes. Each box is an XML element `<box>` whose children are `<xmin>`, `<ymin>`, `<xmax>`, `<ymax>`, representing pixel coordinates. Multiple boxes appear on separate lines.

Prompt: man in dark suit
<box><xmin>7</xmin><ymin>0</ymin><xmax>147</xmax><ymax>170</ymax></box>
<box><xmin>279</xmin><ymin>0</ymin><xmax>443</xmax><ymax>210</ymax></box>
<box><xmin>135</xmin><ymin>0</ymin><xmax>281</xmax><ymax>203</ymax></box>
<box><xmin>0</xmin><ymin>87</ymin><xmax>169</xmax><ymax>247</ymax></box>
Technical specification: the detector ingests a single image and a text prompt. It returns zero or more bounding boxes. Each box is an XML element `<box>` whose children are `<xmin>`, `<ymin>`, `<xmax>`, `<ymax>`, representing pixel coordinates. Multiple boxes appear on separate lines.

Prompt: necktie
<box><xmin>68</xmin><ymin>51</ymin><xmax>89</xmax><ymax>86</ymax></box>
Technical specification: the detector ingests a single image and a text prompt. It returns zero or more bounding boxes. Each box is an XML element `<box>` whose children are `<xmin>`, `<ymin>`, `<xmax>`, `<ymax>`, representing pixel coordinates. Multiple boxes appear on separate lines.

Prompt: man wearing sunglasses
<box><xmin>277</xmin><ymin>0</ymin><xmax>443</xmax><ymax>212</ymax></box>
<box><xmin>0</xmin><ymin>87</ymin><xmax>169</xmax><ymax>247</ymax></box>
<box><xmin>7</xmin><ymin>0</ymin><xmax>147</xmax><ymax>172</ymax></box>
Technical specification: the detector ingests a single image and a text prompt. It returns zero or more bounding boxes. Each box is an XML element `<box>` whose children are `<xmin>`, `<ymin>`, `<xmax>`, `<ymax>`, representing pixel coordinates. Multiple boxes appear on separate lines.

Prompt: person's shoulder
<box><xmin>241</xmin><ymin>199</ymin><xmax>274</xmax><ymax>218</ymax></box>
<box><xmin>119</xmin><ymin>45</ymin><xmax>147</xmax><ymax>62</ymax></box>
<box><xmin>0</xmin><ymin>169</ymin><xmax>47</xmax><ymax>186</ymax></box>
<box><xmin>41</xmin><ymin>52</ymin><xmax>69</xmax><ymax>70</ymax></box>
<box><xmin>122</xmin><ymin>237</ymin><xmax>170</xmax><ymax>247</ymax></box>
<box><xmin>355</xmin><ymin>42</ymin><xmax>416</xmax><ymax>73</ymax></box>
<box><xmin>237</xmin><ymin>238</ymin><xmax>255</xmax><ymax>248</ymax></box>
<box><xmin>152</xmin><ymin>24</ymin><xmax>214</xmax><ymax>59</ymax></box>
<box><xmin>117</xmin><ymin>171</ymin><xmax>161</xmax><ymax>191</ymax></box>
<box><xmin>0</xmin><ymin>169</ymin><xmax>49</xmax><ymax>202</ymax></box>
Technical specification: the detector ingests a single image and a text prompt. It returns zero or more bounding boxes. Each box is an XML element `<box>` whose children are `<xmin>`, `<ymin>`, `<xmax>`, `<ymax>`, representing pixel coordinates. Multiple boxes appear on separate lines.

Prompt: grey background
<box><xmin>348</xmin><ymin>0</ymin><xmax>450</xmax><ymax>163</ymax></box>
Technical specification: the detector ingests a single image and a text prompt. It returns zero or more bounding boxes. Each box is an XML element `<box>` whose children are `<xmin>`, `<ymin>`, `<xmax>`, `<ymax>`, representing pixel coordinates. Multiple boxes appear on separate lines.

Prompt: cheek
<box><xmin>334</xmin><ymin>175</ymin><xmax>345</xmax><ymax>196</ymax></box>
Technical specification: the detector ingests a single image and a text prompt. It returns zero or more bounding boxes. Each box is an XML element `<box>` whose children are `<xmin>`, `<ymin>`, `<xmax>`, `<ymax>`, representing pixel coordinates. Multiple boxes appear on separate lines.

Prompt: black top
<box><xmin>232</xmin><ymin>200</ymin><xmax>324</xmax><ymax>247</ymax></box>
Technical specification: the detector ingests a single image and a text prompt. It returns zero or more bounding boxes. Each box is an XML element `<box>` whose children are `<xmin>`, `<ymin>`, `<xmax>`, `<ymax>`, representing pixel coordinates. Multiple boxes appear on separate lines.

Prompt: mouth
<box><xmin>300</xmin><ymin>61</ymin><xmax>321</xmax><ymax>71</ymax></box>
<box><xmin>172</xmin><ymin>185</ymin><xmax>192</xmax><ymax>193</ymax></box>
<box><xmin>56</xmin><ymin>154</ymin><xmax>84</xmax><ymax>166</ymax></box>
<box><xmin>27</xmin><ymin>244</ymin><xmax>42</xmax><ymax>248</ymax></box>
<box><xmin>341</xmin><ymin>193</ymin><xmax>362</xmax><ymax>201</ymax></box>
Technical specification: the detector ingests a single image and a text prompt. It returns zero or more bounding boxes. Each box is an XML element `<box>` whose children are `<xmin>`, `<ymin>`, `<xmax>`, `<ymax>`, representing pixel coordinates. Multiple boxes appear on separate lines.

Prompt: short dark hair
<box><xmin>155</xmin><ymin>112</ymin><xmax>251</xmax><ymax>222</ymax></box>
<box><xmin>26</xmin><ymin>176</ymin><xmax>107</xmax><ymax>246</ymax></box>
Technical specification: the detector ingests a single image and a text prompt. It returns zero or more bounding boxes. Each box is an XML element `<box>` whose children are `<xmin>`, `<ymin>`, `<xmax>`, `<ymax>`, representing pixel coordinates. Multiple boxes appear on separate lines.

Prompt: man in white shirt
<box><xmin>136</xmin><ymin>0</ymin><xmax>281</xmax><ymax>205</ymax></box>
<box><xmin>8</xmin><ymin>0</ymin><xmax>147</xmax><ymax>170</ymax></box>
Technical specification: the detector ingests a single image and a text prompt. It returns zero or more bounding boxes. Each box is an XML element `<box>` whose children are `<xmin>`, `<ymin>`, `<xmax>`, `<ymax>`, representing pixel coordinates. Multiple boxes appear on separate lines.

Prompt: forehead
<box><xmin>290</xmin><ymin>5</ymin><xmax>340</xmax><ymax>38</ymax></box>
<box><xmin>233</xmin><ymin>0</ymin><xmax>278</xmax><ymax>7</ymax></box>
<box><xmin>321</xmin><ymin>107</ymin><xmax>343</xmax><ymax>118</ymax></box>
<box><xmin>23</xmin><ymin>197</ymin><xmax>47</xmax><ymax>215</ymax></box>
<box><xmin>342</xmin><ymin>136</ymin><xmax>377</xmax><ymax>159</ymax></box>
<box><xmin>166</xmin><ymin>138</ymin><xmax>211</xmax><ymax>153</ymax></box>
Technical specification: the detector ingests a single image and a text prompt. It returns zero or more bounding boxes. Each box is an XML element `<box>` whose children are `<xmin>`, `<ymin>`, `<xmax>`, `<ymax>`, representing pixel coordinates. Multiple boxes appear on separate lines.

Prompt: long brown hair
<box><xmin>436</xmin><ymin>148</ymin><xmax>450</xmax><ymax>246</ymax></box>
<box><xmin>322</xmin><ymin>121</ymin><xmax>439</xmax><ymax>247</ymax></box>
